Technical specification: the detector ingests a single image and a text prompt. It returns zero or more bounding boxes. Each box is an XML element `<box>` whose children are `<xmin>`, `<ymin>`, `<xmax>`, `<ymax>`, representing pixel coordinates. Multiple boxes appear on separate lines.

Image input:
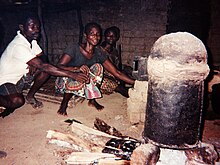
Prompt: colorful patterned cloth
<box><xmin>100</xmin><ymin>71</ymin><xmax>119</xmax><ymax>95</ymax></box>
<box><xmin>55</xmin><ymin>63</ymin><xmax>103</xmax><ymax>99</ymax></box>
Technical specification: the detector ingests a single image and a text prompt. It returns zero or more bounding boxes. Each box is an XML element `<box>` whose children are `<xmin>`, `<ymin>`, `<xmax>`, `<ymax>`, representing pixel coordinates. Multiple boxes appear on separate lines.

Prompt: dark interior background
<box><xmin>0</xmin><ymin>0</ymin><xmax>219</xmax><ymax>68</ymax></box>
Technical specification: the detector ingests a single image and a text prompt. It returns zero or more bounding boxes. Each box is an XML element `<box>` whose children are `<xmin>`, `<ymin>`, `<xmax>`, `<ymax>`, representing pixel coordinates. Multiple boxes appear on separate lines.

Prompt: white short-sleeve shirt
<box><xmin>0</xmin><ymin>31</ymin><xmax>42</xmax><ymax>85</ymax></box>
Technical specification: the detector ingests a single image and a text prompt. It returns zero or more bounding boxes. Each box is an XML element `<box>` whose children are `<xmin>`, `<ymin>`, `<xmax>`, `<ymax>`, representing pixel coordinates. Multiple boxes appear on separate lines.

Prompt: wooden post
<box><xmin>38</xmin><ymin>0</ymin><xmax>48</xmax><ymax>57</ymax></box>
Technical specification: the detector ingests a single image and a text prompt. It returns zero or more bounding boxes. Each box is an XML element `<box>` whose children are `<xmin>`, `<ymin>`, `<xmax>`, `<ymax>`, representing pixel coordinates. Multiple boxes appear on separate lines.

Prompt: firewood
<box><xmin>46</xmin><ymin>122</ymin><xmax>120</xmax><ymax>152</ymax></box>
<box><xmin>65</xmin><ymin>152</ymin><xmax>117</xmax><ymax>164</ymax></box>
<box><xmin>98</xmin><ymin>159</ymin><xmax>130</xmax><ymax>165</ymax></box>
<box><xmin>71</xmin><ymin>120</ymin><xmax>120</xmax><ymax>139</ymax></box>
<box><xmin>70</xmin><ymin>121</ymin><xmax>120</xmax><ymax>152</ymax></box>
<box><xmin>94</xmin><ymin>117</ymin><xmax>123</xmax><ymax>137</ymax></box>
<box><xmin>65</xmin><ymin>152</ymin><xmax>130</xmax><ymax>165</ymax></box>
<box><xmin>46</xmin><ymin>130</ymin><xmax>90</xmax><ymax>151</ymax></box>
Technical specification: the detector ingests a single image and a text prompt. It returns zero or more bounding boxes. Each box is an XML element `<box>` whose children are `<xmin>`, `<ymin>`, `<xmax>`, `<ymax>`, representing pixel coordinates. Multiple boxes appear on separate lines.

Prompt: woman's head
<box><xmin>104</xmin><ymin>26</ymin><xmax>120</xmax><ymax>45</ymax></box>
<box><xmin>104</xmin><ymin>26</ymin><xmax>120</xmax><ymax>41</ymax></box>
<box><xmin>84</xmin><ymin>22</ymin><xmax>102</xmax><ymax>46</ymax></box>
<box><xmin>84</xmin><ymin>22</ymin><xmax>102</xmax><ymax>35</ymax></box>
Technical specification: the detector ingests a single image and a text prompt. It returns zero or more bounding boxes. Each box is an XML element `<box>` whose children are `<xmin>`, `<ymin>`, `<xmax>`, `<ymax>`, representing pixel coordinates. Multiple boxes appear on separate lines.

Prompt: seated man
<box><xmin>0</xmin><ymin>13</ymin><xmax>88</xmax><ymax>118</ymax></box>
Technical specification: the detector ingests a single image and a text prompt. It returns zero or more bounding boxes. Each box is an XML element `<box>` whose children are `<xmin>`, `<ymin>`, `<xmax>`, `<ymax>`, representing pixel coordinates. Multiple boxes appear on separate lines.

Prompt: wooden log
<box><xmin>65</xmin><ymin>152</ymin><xmax>117</xmax><ymax>164</ymax></box>
<box><xmin>98</xmin><ymin>159</ymin><xmax>130</xmax><ymax>165</ymax></box>
<box><xmin>46</xmin><ymin>122</ymin><xmax>120</xmax><ymax>152</ymax></box>
<box><xmin>70</xmin><ymin>121</ymin><xmax>120</xmax><ymax>152</ymax></box>
<box><xmin>65</xmin><ymin>152</ymin><xmax>130</xmax><ymax>165</ymax></box>
<box><xmin>46</xmin><ymin>122</ymin><xmax>141</xmax><ymax>164</ymax></box>
<box><xmin>71</xmin><ymin>121</ymin><xmax>120</xmax><ymax>139</ymax></box>
<box><xmin>94</xmin><ymin>117</ymin><xmax>123</xmax><ymax>137</ymax></box>
<box><xmin>46</xmin><ymin>130</ymin><xmax>89</xmax><ymax>151</ymax></box>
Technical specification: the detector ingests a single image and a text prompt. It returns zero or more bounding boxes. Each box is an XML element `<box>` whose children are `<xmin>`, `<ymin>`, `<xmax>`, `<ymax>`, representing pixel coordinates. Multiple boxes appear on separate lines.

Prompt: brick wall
<box><xmin>0</xmin><ymin>0</ymin><xmax>219</xmax><ymax>68</ymax></box>
<box><xmin>43</xmin><ymin>0</ymin><xmax>169</xmax><ymax>65</ymax></box>
<box><xmin>0</xmin><ymin>0</ymin><xmax>169</xmax><ymax>66</ymax></box>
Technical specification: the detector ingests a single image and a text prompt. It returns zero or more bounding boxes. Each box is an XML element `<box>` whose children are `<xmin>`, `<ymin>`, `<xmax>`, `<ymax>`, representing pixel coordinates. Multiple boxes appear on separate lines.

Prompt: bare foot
<box><xmin>25</xmin><ymin>96</ymin><xmax>43</xmax><ymax>109</ymax></box>
<box><xmin>0</xmin><ymin>109</ymin><xmax>11</xmax><ymax>118</ymax></box>
<box><xmin>0</xmin><ymin>109</ymin><xmax>15</xmax><ymax>118</ymax></box>
<box><xmin>57</xmin><ymin>105</ymin><xmax>68</xmax><ymax>116</ymax></box>
<box><xmin>88</xmin><ymin>99</ymin><xmax>104</xmax><ymax>111</ymax></box>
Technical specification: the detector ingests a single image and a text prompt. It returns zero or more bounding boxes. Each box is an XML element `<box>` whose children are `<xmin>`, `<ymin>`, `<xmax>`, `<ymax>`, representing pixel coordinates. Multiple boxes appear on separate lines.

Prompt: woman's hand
<box><xmin>103</xmin><ymin>59</ymin><xmax>135</xmax><ymax>85</ymax></box>
<box><xmin>79</xmin><ymin>65</ymin><xmax>90</xmax><ymax>75</ymax></box>
<box><xmin>69</xmin><ymin>72</ymin><xmax>89</xmax><ymax>83</ymax></box>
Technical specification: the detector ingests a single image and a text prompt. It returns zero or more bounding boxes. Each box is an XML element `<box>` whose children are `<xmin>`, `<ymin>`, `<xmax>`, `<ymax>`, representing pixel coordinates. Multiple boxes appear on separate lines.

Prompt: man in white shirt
<box><xmin>0</xmin><ymin>13</ymin><xmax>88</xmax><ymax>118</ymax></box>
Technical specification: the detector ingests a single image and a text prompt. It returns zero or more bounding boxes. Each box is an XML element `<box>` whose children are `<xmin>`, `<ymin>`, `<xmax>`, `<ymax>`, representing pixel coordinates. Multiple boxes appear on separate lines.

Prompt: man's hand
<box><xmin>27</xmin><ymin>65</ymin><xmax>37</xmax><ymax>76</ymax></box>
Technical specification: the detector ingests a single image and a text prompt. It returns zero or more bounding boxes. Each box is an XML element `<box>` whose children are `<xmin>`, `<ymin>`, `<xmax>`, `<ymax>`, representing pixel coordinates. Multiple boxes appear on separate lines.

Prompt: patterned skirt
<box><xmin>55</xmin><ymin>63</ymin><xmax>103</xmax><ymax>99</ymax></box>
<box><xmin>100</xmin><ymin>71</ymin><xmax>119</xmax><ymax>95</ymax></box>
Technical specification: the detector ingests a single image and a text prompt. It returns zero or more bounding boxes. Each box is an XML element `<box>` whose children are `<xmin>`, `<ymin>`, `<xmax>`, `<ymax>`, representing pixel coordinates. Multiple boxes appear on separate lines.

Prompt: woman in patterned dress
<box><xmin>55</xmin><ymin>22</ymin><xmax>134</xmax><ymax>116</ymax></box>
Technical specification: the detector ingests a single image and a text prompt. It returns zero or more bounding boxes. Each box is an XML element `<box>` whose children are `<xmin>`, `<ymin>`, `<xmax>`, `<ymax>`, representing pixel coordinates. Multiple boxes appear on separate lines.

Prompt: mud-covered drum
<box><xmin>144</xmin><ymin>32</ymin><xmax>210</xmax><ymax>149</ymax></box>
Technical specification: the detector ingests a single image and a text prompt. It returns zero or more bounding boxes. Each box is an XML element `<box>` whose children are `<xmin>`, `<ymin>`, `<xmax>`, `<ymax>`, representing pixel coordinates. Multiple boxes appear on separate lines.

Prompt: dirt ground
<box><xmin>0</xmin><ymin>91</ymin><xmax>220</xmax><ymax>165</ymax></box>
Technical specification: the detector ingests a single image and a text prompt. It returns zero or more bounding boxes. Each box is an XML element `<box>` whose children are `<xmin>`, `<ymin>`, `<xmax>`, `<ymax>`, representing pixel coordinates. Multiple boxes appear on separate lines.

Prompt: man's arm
<box><xmin>27</xmin><ymin>57</ymin><xmax>88</xmax><ymax>83</ymax></box>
